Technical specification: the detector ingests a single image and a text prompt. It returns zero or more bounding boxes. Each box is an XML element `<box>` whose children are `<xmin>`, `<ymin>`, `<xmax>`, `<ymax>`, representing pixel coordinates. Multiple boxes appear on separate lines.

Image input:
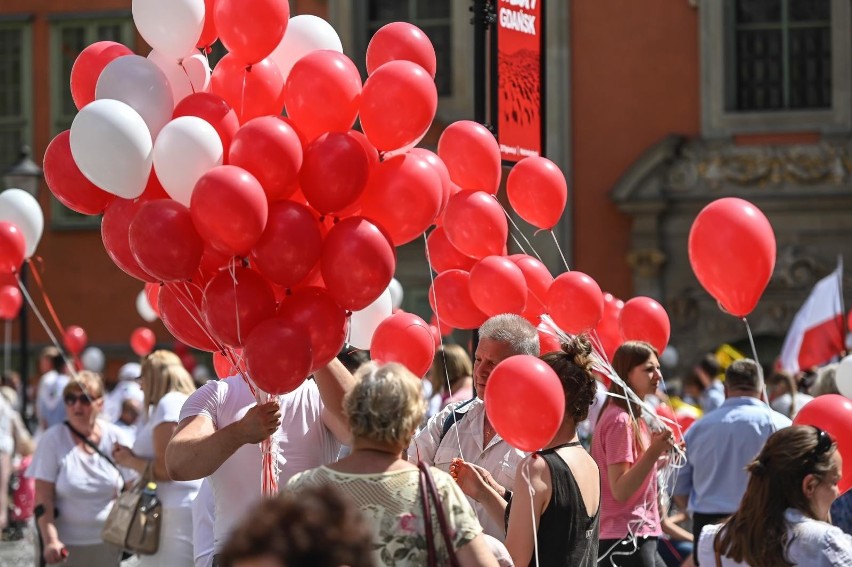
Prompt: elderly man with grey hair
<box><xmin>409</xmin><ymin>313</ymin><xmax>539</xmax><ymax>541</ymax></box>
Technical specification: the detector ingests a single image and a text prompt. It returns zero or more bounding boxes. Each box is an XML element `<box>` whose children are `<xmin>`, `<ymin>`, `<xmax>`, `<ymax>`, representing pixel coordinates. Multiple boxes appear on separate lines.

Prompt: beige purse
<box><xmin>101</xmin><ymin>463</ymin><xmax>162</xmax><ymax>555</ymax></box>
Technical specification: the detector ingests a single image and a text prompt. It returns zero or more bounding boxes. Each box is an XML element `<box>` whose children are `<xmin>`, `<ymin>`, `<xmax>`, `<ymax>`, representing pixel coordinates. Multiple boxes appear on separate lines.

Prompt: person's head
<box><xmin>540</xmin><ymin>335</ymin><xmax>597</xmax><ymax>425</ymax></box>
<box><xmin>220</xmin><ymin>485</ymin><xmax>376</xmax><ymax>567</ymax></box>
<box><xmin>474</xmin><ymin>314</ymin><xmax>539</xmax><ymax>400</ymax></box>
<box><xmin>62</xmin><ymin>371</ymin><xmax>105</xmax><ymax>426</ymax></box>
<box><xmin>766</xmin><ymin>370</ymin><xmax>796</xmax><ymax>401</ymax></box>
<box><xmin>810</xmin><ymin>363</ymin><xmax>840</xmax><ymax>397</ymax></box>
<box><xmin>694</xmin><ymin>352</ymin><xmax>720</xmax><ymax>387</ymax></box>
<box><xmin>140</xmin><ymin>350</ymin><xmax>196</xmax><ymax>409</ymax></box>
<box><xmin>39</xmin><ymin>346</ymin><xmax>60</xmax><ymax>373</ymax></box>
<box><xmin>119</xmin><ymin>398</ymin><xmax>142</xmax><ymax>425</ymax></box>
<box><xmin>724</xmin><ymin>359</ymin><xmax>762</xmax><ymax>398</ymax></box>
<box><xmin>430</xmin><ymin>343</ymin><xmax>473</xmax><ymax>395</ymax></box>
<box><xmin>610</xmin><ymin>341</ymin><xmax>661</xmax><ymax>408</ymax></box>
<box><xmin>681</xmin><ymin>370</ymin><xmax>703</xmax><ymax>402</ymax></box>
<box><xmin>50</xmin><ymin>352</ymin><xmax>67</xmax><ymax>374</ymax></box>
<box><xmin>345</xmin><ymin>362</ymin><xmax>425</xmax><ymax>452</ymax></box>
<box><xmin>1</xmin><ymin>370</ymin><xmax>20</xmax><ymax>390</ymax></box>
<box><xmin>718</xmin><ymin>425</ymin><xmax>842</xmax><ymax>566</ymax></box>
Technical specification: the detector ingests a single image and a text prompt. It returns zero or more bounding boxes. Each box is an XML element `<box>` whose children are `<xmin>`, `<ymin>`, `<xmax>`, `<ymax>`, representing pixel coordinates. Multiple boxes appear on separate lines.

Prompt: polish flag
<box><xmin>779</xmin><ymin>261</ymin><xmax>845</xmax><ymax>373</ymax></box>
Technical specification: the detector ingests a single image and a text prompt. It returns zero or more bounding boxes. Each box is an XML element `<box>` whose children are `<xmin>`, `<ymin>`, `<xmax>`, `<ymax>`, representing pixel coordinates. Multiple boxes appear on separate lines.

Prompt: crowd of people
<box><xmin>1</xmin><ymin>313</ymin><xmax>851</xmax><ymax>566</ymax></box>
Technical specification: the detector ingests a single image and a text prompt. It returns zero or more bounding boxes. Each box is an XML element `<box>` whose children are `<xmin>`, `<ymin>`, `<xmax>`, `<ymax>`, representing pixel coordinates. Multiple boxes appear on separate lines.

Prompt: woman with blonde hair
<box><xmin>698</xmin><ymin>425</ymin><xmax>852</xmax><ymax>566</ymax></box>
<box><xmin>113</xmin><ymin>350</ymin><xmax>201</xmax><ymax>566</ymax></box>
<box><xmin>288</xmin><ymin>361</ymin><xmax>498</xmax><ymax>566</ymax></box>
<box><xmin>429</xmin><ymin>344</ymin><xmax>474</xmax><ymax>411</ymax></box>
<box><xmin>592</xmin><ymin>341</ymin><xmax>672</xmax><ymax>567</ymax></box>
<box><xmin>29</xmin><ymin>371</ymin><xmax>132</xmax><ymax>566</ymax></box>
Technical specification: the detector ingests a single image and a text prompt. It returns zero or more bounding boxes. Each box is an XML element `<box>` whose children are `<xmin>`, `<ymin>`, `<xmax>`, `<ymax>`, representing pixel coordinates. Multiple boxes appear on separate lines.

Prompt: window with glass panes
<box><xmin>0</xmin><ymin>22</ymin><xmax>32</xmax><ymax>174</ymax></box>
<box><xmin>727</xmin><ymin>0</ymin><xmax>832</xmax><ymax>111</ymax></box>
<box><xmin>362</xmin><ymin>0</ymin><xmax>452</xmax><ymax>96</ymax></box>
<box><xmin>50</xmin><ymin>17</ymin><xmax>133</xmax><ymax>228</ymax></box>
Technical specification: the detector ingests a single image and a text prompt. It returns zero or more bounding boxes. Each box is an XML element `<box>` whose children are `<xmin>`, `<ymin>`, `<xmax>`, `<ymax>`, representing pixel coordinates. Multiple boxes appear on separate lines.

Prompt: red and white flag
<box><xmin>779</xmin><ymin>260</ymin><xmax>845</xmax><ymax>373</ymax></box>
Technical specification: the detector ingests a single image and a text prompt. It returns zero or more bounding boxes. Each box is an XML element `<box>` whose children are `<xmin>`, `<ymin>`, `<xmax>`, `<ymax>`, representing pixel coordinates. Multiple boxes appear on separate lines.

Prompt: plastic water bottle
<box><xmin>141</xmin><ymin>481</ymin><xmax>160</xmax><ymax>511</ymax></box>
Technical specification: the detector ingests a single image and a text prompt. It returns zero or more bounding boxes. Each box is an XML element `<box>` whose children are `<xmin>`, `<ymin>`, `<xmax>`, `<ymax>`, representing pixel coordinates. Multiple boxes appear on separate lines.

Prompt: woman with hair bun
<box><xmin>456</xmin><ymin>335</ymin><xmax>602</xmax><ymax>566</ymax></box>
<box><xmin>698</xmin><ymin>425</ymin><xmax>852</xmax><ymax>566</ymax></box>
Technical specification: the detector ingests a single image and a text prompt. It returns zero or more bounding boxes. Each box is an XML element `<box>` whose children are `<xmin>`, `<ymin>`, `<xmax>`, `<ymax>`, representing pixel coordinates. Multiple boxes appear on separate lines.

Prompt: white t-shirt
<box><xmin>27</xmin><ymin>420</ymin><xmax>132</xmax><ymax>545</ymax></box>
<box><xmin>178</xmin><ymin>376</ymin><xmax>342</xmax><ymax>553</ymax></box>
<box><xmin>192</xmin><ymin>478</ymin><xmax>214</xmax><ymax>567</ymax></box>
<box><xmin>133</xmin><ymin>391</ymin><xmax>201</xmax><ymax>508</ymax></box>
<box><xmin>103</xmin><ymin>381</ymin><xmax>144</xmax><ymax>423</ymax></box>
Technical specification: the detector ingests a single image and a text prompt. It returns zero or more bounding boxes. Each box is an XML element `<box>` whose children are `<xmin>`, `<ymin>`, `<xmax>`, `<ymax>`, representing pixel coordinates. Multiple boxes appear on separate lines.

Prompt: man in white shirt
<box><xmin>408</xmin><ymin>314</ymin><xmax>539</xmax><ymax>540</ymax></box>
<box><xmin>166</xmin><ymin>359</ymin><xmax>353</xmax><ymax>561</ymax></box>
<box><xmin>35</xmin><ymin>350</ymin><xmax>69</xmax><ymax>432</ymax></box>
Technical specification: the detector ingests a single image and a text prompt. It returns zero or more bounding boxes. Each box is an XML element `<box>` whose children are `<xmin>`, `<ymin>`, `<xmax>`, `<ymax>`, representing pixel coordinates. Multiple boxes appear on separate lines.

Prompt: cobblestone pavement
<box><xmin>0</xmin><ymin>522</ymin><xmax>141</xmax><ymax>567</ymax></box>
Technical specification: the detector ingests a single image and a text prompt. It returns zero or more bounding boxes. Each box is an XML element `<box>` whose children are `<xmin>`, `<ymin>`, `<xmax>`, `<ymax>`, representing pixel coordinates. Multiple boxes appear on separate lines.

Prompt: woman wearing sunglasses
<box><xmin>28</xmin><ymin>370</ymin><xmax>133</xmax><ymax>566</ymax></box>
<box><xmin>698</xmin><ymin>425</ymin><xmax>852</xmax><ymax>566</ymax></box>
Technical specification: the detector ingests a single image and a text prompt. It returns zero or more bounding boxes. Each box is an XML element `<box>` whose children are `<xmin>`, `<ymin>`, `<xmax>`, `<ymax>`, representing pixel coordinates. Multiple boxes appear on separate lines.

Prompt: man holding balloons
<box><xmin>408</xmin><ymin>313</ymin><xmax>539</xmax><ymax>540</ymax></box>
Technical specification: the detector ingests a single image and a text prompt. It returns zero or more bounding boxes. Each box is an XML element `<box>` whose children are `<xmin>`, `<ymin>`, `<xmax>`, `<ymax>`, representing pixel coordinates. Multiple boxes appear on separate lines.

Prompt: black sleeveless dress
<box><xmin>532</xmin><ymin>442</ymin><xmax>600</xmax><ymax>566</ymax></box>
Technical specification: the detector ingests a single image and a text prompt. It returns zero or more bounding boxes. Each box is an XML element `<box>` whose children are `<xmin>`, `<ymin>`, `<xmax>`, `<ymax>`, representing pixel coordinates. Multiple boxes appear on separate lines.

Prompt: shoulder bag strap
<box><xmin>419</xmin><ymin>462</ymin><xmax>437</xmax><ymax>567</ymax></box>
<box><xmin>64</xmin><ymin>421</ymin><xmax>124</xmax><ymax>479</ymax></box>
<box><xmin>419</xmin><ymin>462</ymin><xmax>461</xmax><ymax>567</ymax></box>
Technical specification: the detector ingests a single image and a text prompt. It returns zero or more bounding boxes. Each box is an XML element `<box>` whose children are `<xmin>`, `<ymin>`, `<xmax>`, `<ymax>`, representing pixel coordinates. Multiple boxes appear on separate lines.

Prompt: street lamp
<box><xmin>4</xmin><ymin>145</ymin><xmax>43</xmax><ymax>427</ymax></box>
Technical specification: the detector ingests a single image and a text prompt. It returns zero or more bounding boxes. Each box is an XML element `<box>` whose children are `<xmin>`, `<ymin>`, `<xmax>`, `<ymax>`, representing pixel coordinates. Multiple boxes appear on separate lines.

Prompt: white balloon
<box><xmin>81</xmin><ymin>347</ymin><xmax>106</xmax><ymax>372</ymax></box>
<box><xmin>836</xmin><ymin>355</ymin><xmax>852</xmax><ymax>399</ymax></box>
<box><xmin>136</xmin><ymin>289</ymin><xmax>158</xmax><ymax>322</ymax></box>
<box><xmin>70</xmin><ymin>99</ymin><xmax>153</xmax><ymax>199</ymax></box>
<box><xmin>660</xmin><ymin>346</ymin><xmax>679</xmax><ymax>368</ymax></box>
<box><xmin>152</xmin><ymin>116</ymin><xmax>223</xmax><ymax>206</ymax></box>
<box><xmin>348</xmin><ymin>289</ymin><xmax>392</xmax><ymax>350</ymax></box>
<box><xmin>132</xmin><ymin>0</ymin><xmax>205</xmax><ymax>60</ymax></box>
<box><xmin>147</xmin><ymin>49</ymin><xmax>211</xmax><ymax>106</ymax></box>
<box><xmin>269</xmin><ymin>15</ymin><xmax>343</xmax><ymax>83</ymax></box>
<box><xmin>388</xmin><ymin>278</ymin><xmax>403</xmax><ymax>310</ymax></box>
<box><xmin>96</xmin><ymin>55</ymin><xmax>174</xmax><ymax>139</ymax></box>
<box><xmin>0</xmin><ymin>189</ymin><xmax>44</xmax><ymax>258</ymax></box>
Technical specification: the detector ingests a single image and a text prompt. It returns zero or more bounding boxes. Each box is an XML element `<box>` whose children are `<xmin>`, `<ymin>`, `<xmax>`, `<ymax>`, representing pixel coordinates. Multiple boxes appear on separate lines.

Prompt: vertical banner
<box><xmin>495</xmin><ymin>0</ymin><xmax>545</xmax><ymax>164</ymax></box>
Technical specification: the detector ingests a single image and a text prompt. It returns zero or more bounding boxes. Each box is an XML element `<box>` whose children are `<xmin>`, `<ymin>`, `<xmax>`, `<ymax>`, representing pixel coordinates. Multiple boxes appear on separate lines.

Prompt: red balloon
<box><xmin>44</xmin><ymin>131</ymin><xmax>114</xmax><ymax>215</ymax></box>
<box><xmin>506</xmin><ymin>156</ymin><xmax>568</xmax><ymax>230</ymax></box>
<box><xmin>214</xmin><ymin>0</ymin><xmax>289</xmax><ymax>65</ymax></box>
<box><xmin>158</xmin><ymin>283</ymin><xmax>218</xmax><ymax>352</ymax></box>
<box><xmin>371</xmin><ymin>311</ymin><xmax>435</xmax><ymax>377</ymax></box>
<box><xmin>197</xmin><ymin>0</ymin><xmax>218</xmax><ymax>48</ymax></box>
<box><xmin>130</xmin><ymin>200</ymin><xmax>204</xmax><ymax>282</ymax></box>
<box><xmin>547</xmin><ymin>272</ymin><xmax>604</xmax><ymax>335</ymax></box>
<box><xmin>145</xmin><ymin>283</ymin><xmax>161</xmax><ymax>318</ymax></box>
<box><xmin>229</xmin><ymin>116</ymin><xmax>302</xmax><ymax>201</ymax></box>
<box><xmin>251</xmin><ymin>201</ymin><xmax>323</xmax><ymax>288</ymax></box>
<box><xmin>63</xmin><ymin>325</ymin><xmax>88</xmax><ymax>356</ymax></box>
<box><xmin>70</xmin><ymin>41</ymin><xmax>133</xmax><ymax>110</ymax></box>
<box><xmin>595</xmin><ymin>293</ymin><xmax>624</xmax><ymax>361</ymax></box>
<box><xmin>191</xmin><ymin>165</ymin><xmax>269</xmax><ymax>256</ymax></box>
<box><xmin>0</xmin><ymin>223</ymin><xmax>26</xmax><ymax>275</ymax></box>
<box><xmin>511</xmin><ymin>255</ymin><xmax>554</xmax><ymax>323</ymax></box>
<box><xmin>348</xmin><ymin>130</ymin><xmax>380</xmax><ymax>170</ymax></box>
<box><xmin>425</xmin><ymin>226</ymin><xmax>477</xmax><ymax>273</ymax></box>
<box><xmin>794</xmin><ymin>395</ymin><xmax>852</xmax><ymax>493</ymax></box>
<box><xmin>102</xmin><ymin>199</ymin><xmax>157</xmax><ymax>282</ymax></box>
<box><xmin>202</xmin><ymin>267</ymin><xmax>275</xmax><ymax>347</ymax></box>
<box><xmin>360</xmin><ymin>60</ymin><xmax>437</xmax><ymax>152</ymax></box>
<box><xmin>174</xmin><ymin>92</ymin><xmax>241</xmax><ymax>159</ymax></box>
<box><xmin>142</xmin><ymin>171</ymin><xmax>170</xmax><ymax>200</ymax></box>
<box><xmin>366</xmin><ymin>22</ymin><xmax>437</xmax><ymax>77</ymax></box>
<box><xmin>300</xmin><ymin>132</ymin><xmax>370</xmax><ymax>214</ymax></box>
<box><xmin>485</xmin><ymin>355</ymin><xmax>565</xmax><ymax>451</ymax></box>
<box><xmin>619</xmin><ymin>296</ymin><xmax>671</xmax><ymax>354</ymax></box>
<box><xmin>428</xmin><ymin>270</ymin><xmax>487</xmax><ymax>330</ymax></box>
<box><xmin>443</xmin><ymin>191</ymin><xmax>508</xmax><ymax>259</ymax></box>
<box><xmin>537</xmin><ymin>320</ymin><xmax>563</xmax><ymax>355</ymax></box>
<box><xmin>360</xmin><ymin>154</ymin><xmax>442</xmax><ymax>245</ymax></box>
<box><xmin>284</xmin><ymin>50</ymin><xmax>362</xmax><ymax>142</ymax></box>
<box><xmin>277</xmin><ymin>287</ymin><xmax>347</xmax><ymax>372</ymax></box>
<box><xmin>213</xmin><ymin>349</ymin><xmax>246</xmax><ymax>379</ymax></box>
<box><xmin>211</xmin><ymin>54</ymin><xmax>285</xmax><ymax>124</ymax></box>
<box><xmin>244</xmin><ymin>317</ymin><xmax>312</xmax><ymax>395</ymax></box>
<box><xmin>321</xmin><ymin>217</ymin><xmax>396</xmax><ymax>311</ymax></box>
<box><xmin>130</xmin><ymin>327</ymin><xmax>156</xmax><ymax>356</ymax></box>
<box><xmin>411</xmin><ymin>149</ymin><xmax>452</xmax><ymax>217</ymax></box>
<box><xmin>469</xmin><ymin>256</ymin><xmax>527</xmax><ymax>316</ymax></box>
<box><xmin>688</xmin><ymin>198</ymin><xmax>776</xmax><ymax>317</ymax></box>
<box><xmin>438</xmin><ymin>121</ymin><xmax>502</xmax><ymax>195</ymax></box>
<box><xmin>0</xmin><ymin>285</ymin><xmax>22</xmax><ymax>320</ymax></box>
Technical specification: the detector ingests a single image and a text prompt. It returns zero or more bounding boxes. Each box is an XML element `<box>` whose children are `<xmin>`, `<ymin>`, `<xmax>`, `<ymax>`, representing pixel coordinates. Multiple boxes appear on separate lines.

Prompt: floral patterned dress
<box><xmin>287</xmin><ymin>465</ymin><xmax>482</xmax><ymax>565</ymax></box>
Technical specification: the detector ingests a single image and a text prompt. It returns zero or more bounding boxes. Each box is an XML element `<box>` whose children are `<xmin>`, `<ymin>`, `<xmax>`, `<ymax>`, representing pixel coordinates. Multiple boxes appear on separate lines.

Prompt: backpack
<box><xmin>439</xmin><ymin>397</ymin><xmax>477</xmax><ymax>442</ymax></box>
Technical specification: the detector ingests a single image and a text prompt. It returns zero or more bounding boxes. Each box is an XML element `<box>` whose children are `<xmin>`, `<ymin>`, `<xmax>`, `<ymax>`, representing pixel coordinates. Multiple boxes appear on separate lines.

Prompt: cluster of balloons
<box><xmin>0</xmin><ymin>189</ymin><xmax>44</xmax><ymax>280</ymax></box>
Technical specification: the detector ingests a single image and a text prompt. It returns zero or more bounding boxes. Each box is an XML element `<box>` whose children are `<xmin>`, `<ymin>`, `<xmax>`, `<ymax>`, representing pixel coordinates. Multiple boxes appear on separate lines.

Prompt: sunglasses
<box><xmin>64</xmin><ymin>393</ymin><xmax>97</xmax><ymax>406</ymax></box>
<box><xmin>807</xmin><ymin>427</ymin><xmax>834</xmax><ymax>461</ymax></box>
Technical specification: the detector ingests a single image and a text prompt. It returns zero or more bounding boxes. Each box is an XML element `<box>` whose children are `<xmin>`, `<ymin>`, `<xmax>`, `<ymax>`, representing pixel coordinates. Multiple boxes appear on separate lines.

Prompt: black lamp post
<box><xmin>4</xmin><ymin>145</ymin><xmax>43</xmax><ymax>424</ymax></box>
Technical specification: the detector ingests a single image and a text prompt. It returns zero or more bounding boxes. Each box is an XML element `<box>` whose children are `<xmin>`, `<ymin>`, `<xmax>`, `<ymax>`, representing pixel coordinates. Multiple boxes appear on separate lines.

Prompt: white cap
<box><xmin>118</xmin><ymin>362</ymin><xmax>142</xmax><ymax>382</ymax></box>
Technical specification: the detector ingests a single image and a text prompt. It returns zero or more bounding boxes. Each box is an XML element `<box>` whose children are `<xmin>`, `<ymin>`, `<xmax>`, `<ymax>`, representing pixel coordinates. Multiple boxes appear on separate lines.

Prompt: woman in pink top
<box><xmin>591</xmin><ymin>341</ymin><xmax>673</xmax><ymax>567</ymax></box>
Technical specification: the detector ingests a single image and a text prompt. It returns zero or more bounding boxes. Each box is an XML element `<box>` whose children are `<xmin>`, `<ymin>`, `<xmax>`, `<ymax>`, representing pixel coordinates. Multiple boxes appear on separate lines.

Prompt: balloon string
<box><xmin>229</xmin><ymin>259</ymin><xmax>242</xmax><ymax>346</ymax></box>
<box><xmin>742</xmin><ymin>317</ymin><xmax>770</xmax><ymax>406</ymax></box>
<box><xmin>27</xmin><ymin>260</ymin><xmax>69</xmax><ymax>348</ymax></box>
<box><xmin>171</xmin><ymin>282</ymin><xmax>227</xmax><ymax>354</ymax></box>
<box><xmin>179</xmin><ymin>58</ymin><xmax>196</xmax><ymax>96</ymax></box>
<box><xmin>422</xmin><ymin>232</ymin><xmax>465</xmax><ymax>462</ymax></box>
<box><xmin>240</xmin><ymin>67</ymin><xmax>249</xmax><ymax>121</ymax></box>
<box><xmin>4</xmin><ymin>319</ymin><xmax>11</xmax><ymax>375</ymax></box>
<box><xmin>497</xmin><ymin>199</ymin><xmax>543</xmax><ymax>263</ymax></box>
<box><xmin>549</xmin><ymin>230</ymin><xmax>570</xmax><ymax>272</ymax></box>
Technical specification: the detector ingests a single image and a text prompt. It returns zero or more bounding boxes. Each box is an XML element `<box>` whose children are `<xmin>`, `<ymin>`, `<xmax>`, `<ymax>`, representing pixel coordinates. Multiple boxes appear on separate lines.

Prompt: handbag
<box><xmin>418</xmin><ymin>461</ymin><xmax>461</xmax><ymax>567</ymax></box>
<box><xmin>64</xmin><ymin>421</ymin><xmax>162</xmax><ymax>555</ymax></box>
